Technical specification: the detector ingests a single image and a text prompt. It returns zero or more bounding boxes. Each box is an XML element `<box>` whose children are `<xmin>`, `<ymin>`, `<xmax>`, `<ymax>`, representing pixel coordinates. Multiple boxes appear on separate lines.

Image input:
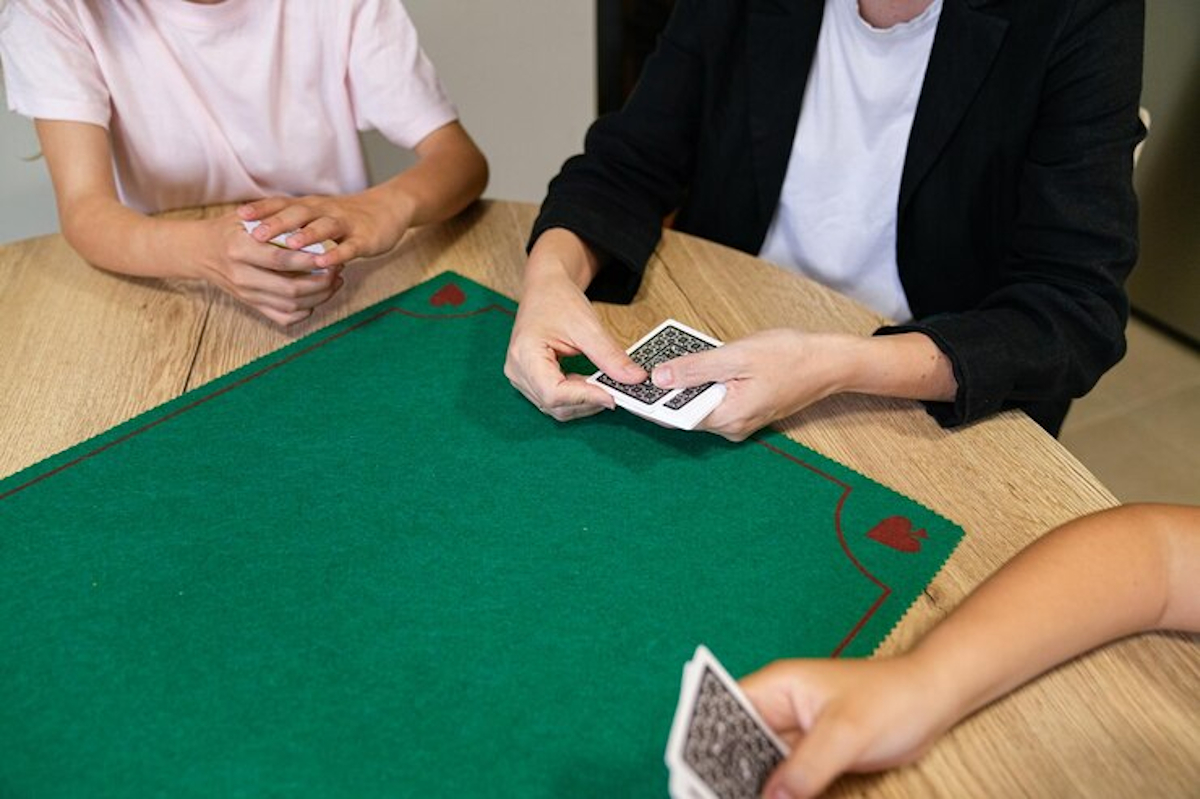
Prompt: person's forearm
<box><xmin>36</xmin><ymin>119</ymin><xmax>203</xmax><ymax>281</ymax></box>
<box><xmin>833</xmin><ymin>332</ymin><xmax>957</xmax><ymax>403</ymax></box>
<box><xmin>523</xmin><ymin>228</ymin><xmax>603</xmax><ymax>292</ymax></box>
<box><xmin>367</xmin><ymin>124</ymin><xmax>487</xmax><ymax>232</ymax></box>
<box><xmin>906</xmin><ymin>504</ymin><xmax>1200</xmax><ymax>729</ymax></box>
<box><xmin>60</xmin><ymin>193</ymin><xmax>204</xmax><ymax>281</ymax></box>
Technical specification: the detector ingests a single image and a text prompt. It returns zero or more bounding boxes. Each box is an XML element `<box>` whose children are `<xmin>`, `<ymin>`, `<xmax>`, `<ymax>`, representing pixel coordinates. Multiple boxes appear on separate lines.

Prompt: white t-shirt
<box><xmin>0</xmin><ymin>0</ymin><xmax>457</xmax><ymax>213</ymax></box>
<box><xmin>758</xmin><ymin>0</ymin><xmax>942</xmax><ymax>322</ymax></box>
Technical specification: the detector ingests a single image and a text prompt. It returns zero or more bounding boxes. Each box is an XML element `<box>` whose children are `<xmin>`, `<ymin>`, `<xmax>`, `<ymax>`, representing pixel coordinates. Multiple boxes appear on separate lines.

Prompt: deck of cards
<box><xmin>241</xmin><ymin>219</ymin><xmax>329</xmax><ymax>255</ymax></box>
<box><xmin>666</xmin><ymin>645</ymin><xmax>789</xmax><ymax>799</ymax></box>
<box><xmin>588</xmin><ymin>319</ymin><xmax>726</xmax><ymax>430</ymax></box>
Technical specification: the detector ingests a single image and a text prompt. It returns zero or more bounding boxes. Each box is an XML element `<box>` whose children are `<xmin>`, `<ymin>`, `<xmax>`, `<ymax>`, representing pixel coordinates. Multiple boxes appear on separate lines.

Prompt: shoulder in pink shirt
<box><xmin>0</xmin><ymin>0</ymin><xmax>458</xmax><ymax>213</ymax></box>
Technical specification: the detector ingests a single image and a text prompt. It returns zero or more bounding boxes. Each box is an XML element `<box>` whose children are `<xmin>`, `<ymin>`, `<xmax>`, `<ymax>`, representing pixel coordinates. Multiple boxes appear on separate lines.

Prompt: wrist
<box><xmin>526</xmin><ymin>228</ymin><xmax>600</xmax><ymax>290</ymax></box>
<box><xmin>365</xmin><ymin>182</ymin><xmax>417</xmax><ymax>234</ymax></box>
<box><xmin>836</xmin><ymin>333</ymin><xmax>957</xmax><ymax>402</ymax></box>
<box><xmin>894</xmin><ymin>648</ymin><xmax>974</xmax><ymax>738</ymax></box>
<box><xmin>798</xmin><ymin>332</ymin><xmax>868</xmax><ymax>398</ymax></box>
<box><xmin>172</xmin><ymin>219</ymin><xmax>224</xmax><ymax>282</ymax></box>
<box><xmin>118</xmin><ymin>215</ymin><xmax>209</xmax><ymax>282</ymax></box>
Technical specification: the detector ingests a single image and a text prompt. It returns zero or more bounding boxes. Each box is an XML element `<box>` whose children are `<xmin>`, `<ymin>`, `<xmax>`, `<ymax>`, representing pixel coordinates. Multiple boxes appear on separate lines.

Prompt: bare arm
<box><xmin>911</xmin><ymin>503</ymin><xmax>1200</xmax><ymax>721</ymax></box>
<box><xmin>381</xmin><ymin>120</ymin><xmax>488</xmax><ymax>229</ymax></box>
<box><xmin>36</xmin><ymin>119</ymin><xmax>341</xmax><ymax>326</ymax></box>
<box><xmin>648</xmin><ymin>328</ymin><xmax>958</xmax><ymax>441</ymax></box>
<box><xmin>838</xmin><ymin>332</ymin><xmax>957</xmax><ymax>404</ymax></box>
<box><xmin>742</xmin><ymin>503</ymin><xmax>1200</xmax><ymax>799</ymax></box>
<box><xmin>38</xmin><ymin>119</ymin><xmax>202</xmax><ymax>280</ymax></box>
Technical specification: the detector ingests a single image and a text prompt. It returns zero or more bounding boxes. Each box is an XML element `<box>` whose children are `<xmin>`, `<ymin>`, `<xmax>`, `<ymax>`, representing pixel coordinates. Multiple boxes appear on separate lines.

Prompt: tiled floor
<box><xmin>1061</xmin><ymin>317</ymin><xmax>1200</xmax><ymax>505</ymax></box>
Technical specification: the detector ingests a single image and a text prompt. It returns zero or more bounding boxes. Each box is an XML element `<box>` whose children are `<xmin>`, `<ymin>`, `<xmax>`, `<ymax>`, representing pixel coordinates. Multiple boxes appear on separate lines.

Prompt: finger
<box><xmin>252</xmin><ymin>204</ymin><xmax>324</xmax><ymax>244</ymax></box>
<box><xmin>237</xmin><ymin>197</ymin><xmax>290</xmax><ymax>221</ymax></box>
<box><xmin>739</xmin><ymin>664</ymin><xmax>809</xmax><ymax>736</ymax></box>
<box><xmin>545</xmin><ymin>374</ymin><xmax>614</xmax><ymax>421</ymax></box>
<box><xmin>242</xmin><ymin>263</ymin><xmax>337</xmax><ymax>296</ymax></box>
<box><xmin>764</xmin><ymin>715</ymin><xmax>862</xmax><ymax>799</ymax></box>
<box><xmin>529</xmin><ymin>354</ymin><xmax>615</xmax><ymax>416</ymax></box>
<box><xmin>230</xmin><ymin>265</ymin><xmax>338</xmax><ymax>301</ymax></box>
<box><xmin>506</xmin><ymin>343</ymin><xmax>613</xmax><ymax>417</ymax></box>
<box><xmin>285</xmin><ymin>216</ymin><xmax>343</xmax><ymax>251</ymax></box>
<box><xmin>234</xmin><ymin>240</ymin><xmax>324</xmax><ymax>274</ymax></box>
<box><xmin>695</xmin><ymin>405</ymin><xmax>755</xmax><ymax>443</ymax></box>
<box><xmin>314</xmin><ymin>238</ymin><xmax>361</xmax><ymax>269</ymax></box>
<box><xmin>652</xmin><ymin>347</ymin><xmax>737</xmax><ymax>390</ymax></box>
<box><xmin>240</xmin><ymin>278</ymin><xmax>341</xmax><ymax>313</ymax></box>
<box><xmin>578</xmin><ymin>324</ymin><xmax>646</xmax><ymax>385</ymax></box>
<box><xmin>255</xmin><ymin>304</ymin><xmax>312</xmax><ymax>327</ymax></box>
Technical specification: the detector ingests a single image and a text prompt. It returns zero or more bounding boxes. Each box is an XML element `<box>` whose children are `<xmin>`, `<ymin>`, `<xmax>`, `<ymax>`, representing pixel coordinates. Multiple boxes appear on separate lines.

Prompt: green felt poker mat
<box><xmin>0</xmin><ymin>272</ymin><xmax>962</xmax><ymax>797</ymax></box>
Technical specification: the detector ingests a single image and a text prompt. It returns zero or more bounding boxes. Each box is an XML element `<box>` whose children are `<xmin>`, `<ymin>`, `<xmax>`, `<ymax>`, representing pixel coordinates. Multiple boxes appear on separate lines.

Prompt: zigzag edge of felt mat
<box><xmin>1</xmin><ymin>267</ymin><xmax>966</xmax><ymax>660</ymax></box>
<box><xmin>748</xmin><ymin>430</ymin><xmax>966</xmax><ymax>658</ymax></box>
<box><xmin>863</xmin><ymin>535</ymin><xmax>961</xmax><ymax>658</ymax></box>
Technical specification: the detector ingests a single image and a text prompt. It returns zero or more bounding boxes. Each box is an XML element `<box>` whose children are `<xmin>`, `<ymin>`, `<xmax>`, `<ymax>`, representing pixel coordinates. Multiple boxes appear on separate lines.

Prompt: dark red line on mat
<box><xmin>0</xmin><ymin>304</ymin><xmax>508</xmax><ymax>502</ymax></box>
<box><xmin>754</xmin><ymin>438</ymin><xmax>891</xmax><ymax>657</ymax></box>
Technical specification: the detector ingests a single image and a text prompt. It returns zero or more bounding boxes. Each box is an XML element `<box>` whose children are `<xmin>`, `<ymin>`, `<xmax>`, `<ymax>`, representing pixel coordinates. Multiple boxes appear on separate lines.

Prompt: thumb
<box><xmin>581</xmin><ymin>327</ymin><xmax>646</xmax><ymax>384</ymax></box>
<box><xmin>652</xmin><ymin>347</ymin><xmax>734</xmax><ymax>390</ymax></box>
<box><xmin>764</xmin><ymin>715</ymin><xmax>861</xmax><ymax>799</ymax></box>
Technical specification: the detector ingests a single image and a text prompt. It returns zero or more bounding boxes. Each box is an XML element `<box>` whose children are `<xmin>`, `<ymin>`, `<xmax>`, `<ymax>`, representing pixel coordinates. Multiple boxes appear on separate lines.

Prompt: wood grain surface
<box><xmin>1</xmin><ymin>200</ymin><xmax>1196</xmax><ymax>797</ymax></box>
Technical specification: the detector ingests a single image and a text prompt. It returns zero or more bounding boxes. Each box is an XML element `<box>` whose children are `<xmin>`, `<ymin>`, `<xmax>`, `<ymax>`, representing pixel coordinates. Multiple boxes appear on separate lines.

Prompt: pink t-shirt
<box><xmin>0</xmin><ymin>0</ymin><xmax>458</xmax><ymax>213</ymax></box>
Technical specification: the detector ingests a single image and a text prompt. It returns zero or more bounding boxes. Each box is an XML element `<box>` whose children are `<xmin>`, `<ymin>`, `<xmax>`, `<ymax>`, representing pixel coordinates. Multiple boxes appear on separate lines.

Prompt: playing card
<box><xmin>241</xmin><ymin>219</ymin><xmax>329</xmax><ymax>255</ymax></box>
<box><xmin>588</xmin><ymin>319</ymin><xmax>726</xmax><ymax>430</ymax></box>
<box><xmin>666</xmin><ymin>645</ymin><xmax>788</xmax><ymax>799</ymax></box>
<box><xmin>670</xmin><ymin>770</ymin><xmax>708</xmax><ymax>799</ymax></box>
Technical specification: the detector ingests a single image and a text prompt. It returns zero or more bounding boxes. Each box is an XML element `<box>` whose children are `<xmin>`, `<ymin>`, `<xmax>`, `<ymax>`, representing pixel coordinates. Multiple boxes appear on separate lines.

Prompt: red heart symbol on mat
<box><xmin>866</xmin><ymin>516</ymin><xmax>927</xmax><ymax>553</ymax></box>
<box><xmin>430</xmin><ymin>283</ymin><xmax>466</xmax><ymax>307</ymax></box>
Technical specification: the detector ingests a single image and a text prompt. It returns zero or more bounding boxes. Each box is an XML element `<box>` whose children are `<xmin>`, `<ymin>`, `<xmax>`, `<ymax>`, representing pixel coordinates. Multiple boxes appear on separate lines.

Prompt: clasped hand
<box><xmin>239</xmin><ymin>188</ymin><xmax>412</xmax><ymax>270</ymax></box>
<box><xmin>194</xmin><ymin>191</ymin><xmax>412</xmax><ymax>326</ymax></box>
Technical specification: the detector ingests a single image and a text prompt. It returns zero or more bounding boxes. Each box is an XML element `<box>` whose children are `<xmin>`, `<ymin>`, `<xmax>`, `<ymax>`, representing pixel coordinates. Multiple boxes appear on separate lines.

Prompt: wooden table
<box><xmin>1</xmin><ymin>200</ymin><xmax>1196</xmax><ymax>796</ymax></box>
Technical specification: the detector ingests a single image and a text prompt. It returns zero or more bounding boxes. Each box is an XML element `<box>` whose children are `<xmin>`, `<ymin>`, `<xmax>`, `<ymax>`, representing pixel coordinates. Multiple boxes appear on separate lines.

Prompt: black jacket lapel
<box><xmin>900</xmin><ymin>0</ymin><xmax>1008</xmax><ymax>211</ymax></box>
<box><xmin>746</xmin><ymin>0</ymin><xmax>825</xmax><ymax>235</ymax></box>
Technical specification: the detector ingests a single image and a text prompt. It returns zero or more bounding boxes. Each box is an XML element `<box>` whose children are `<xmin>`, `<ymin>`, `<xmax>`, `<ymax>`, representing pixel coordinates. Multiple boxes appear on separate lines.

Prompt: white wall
<box><xmin>371</xmin><ymin>1</ymin><xmax>596</xmax><ymax>202</ymax></box>
<box><xmin>0</xmin><ymin>94</ymin><xmax>59</xmax><ymax>242</ymax></box>
<box><xmin>0</xmin><ymin>1</ymin><xmax>595</xmax><ymax>244</ymax></box>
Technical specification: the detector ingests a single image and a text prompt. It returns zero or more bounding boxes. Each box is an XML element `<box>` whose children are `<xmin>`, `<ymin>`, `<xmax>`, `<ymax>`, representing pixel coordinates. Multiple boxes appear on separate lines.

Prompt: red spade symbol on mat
<box><xmin>866</xmin><ymin>516</ymin><xmax>927</xmax><ymax>553</ymax></box>
<box><xmin>430</xmin><ymin>282</ymin><xmax>466</xmax><ymax>308</ymax></box>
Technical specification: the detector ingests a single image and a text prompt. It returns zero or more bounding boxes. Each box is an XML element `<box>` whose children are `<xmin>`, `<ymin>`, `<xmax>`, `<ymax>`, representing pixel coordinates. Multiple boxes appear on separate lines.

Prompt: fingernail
<box><xmin>310</xmin><ymin>268</ymin><xmax>329</xmax><ymax>275</ymax></box>
<box><xmin>652</xmin><ymin>366</ymin><xmax>672</xmax><ymax>387</ymax></box>
<box><xmin>770</xmin><ymin>788</ymin><xmax>795</xmax><ymax>799</ymax></box>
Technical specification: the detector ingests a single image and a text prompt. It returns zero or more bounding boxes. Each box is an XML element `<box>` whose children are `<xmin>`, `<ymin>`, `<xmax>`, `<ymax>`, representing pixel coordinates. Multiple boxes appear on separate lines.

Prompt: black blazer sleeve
<box><xmin>528</xmin><ymin>0</ymin><xmax>723</xmax><ymax>302</ymax></box>
<box><xmin>880</xmin><ymin>0</ymin><xmax>1145</xmax><ymax>429</ymax></box>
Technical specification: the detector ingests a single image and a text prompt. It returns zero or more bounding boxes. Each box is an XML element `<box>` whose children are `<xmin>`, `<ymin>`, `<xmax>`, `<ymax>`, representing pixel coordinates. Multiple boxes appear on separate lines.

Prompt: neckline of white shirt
<box><xmin>843</xmin><ymin>0</ymin><xmax>944</xmax><ymax>39</ymax></box>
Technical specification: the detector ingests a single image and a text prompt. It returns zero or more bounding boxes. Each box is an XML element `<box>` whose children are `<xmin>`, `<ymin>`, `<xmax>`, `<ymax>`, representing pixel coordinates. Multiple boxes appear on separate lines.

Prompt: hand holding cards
<box><xmin>667</xmin><ymin>645</ymin><xmax>788</xmax><ymax>799</ymax></box>
<box><xmin>241</xmin><ymin>219</ymin><xmax>330</xmax><ymax>256</ymax></box>
<box><xmin>588</xmin><ymin>319</ymin><xmax>726</xmax><ymax>430</ymax></box>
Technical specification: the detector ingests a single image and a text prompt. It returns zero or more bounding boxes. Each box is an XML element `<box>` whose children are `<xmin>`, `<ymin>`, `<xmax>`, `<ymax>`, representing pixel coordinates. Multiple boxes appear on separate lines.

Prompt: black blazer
<box><xmin>530</xmin><ymin>0</ymin><xmax>1145</xmax><ymax>434</ymax></box>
